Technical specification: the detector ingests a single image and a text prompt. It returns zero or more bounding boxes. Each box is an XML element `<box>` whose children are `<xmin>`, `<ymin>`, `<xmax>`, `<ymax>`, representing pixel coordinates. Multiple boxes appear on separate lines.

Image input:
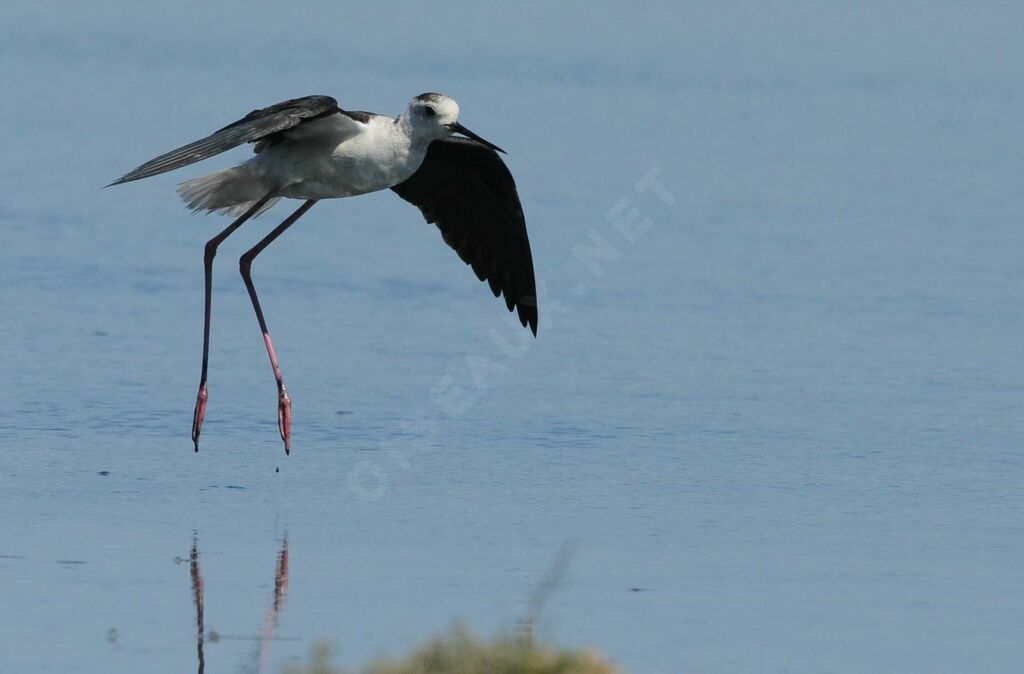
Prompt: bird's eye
<box><xmin>424</xmin><ymin>106</ymin><xmax>436</xmax><ymax>117</ymax></box>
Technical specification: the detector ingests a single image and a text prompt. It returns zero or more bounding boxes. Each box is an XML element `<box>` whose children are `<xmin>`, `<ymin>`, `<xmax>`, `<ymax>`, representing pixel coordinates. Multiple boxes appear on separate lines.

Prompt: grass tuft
<box><xmin>284</xmin><ymin>625</ymin><xmax>623</xmax><ymax>674</ymax></box>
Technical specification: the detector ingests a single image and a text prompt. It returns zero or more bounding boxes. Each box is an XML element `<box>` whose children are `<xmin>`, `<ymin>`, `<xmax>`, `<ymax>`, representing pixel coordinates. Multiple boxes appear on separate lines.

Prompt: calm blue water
<box><xmin>1</xmin><ymin>2</ymin><xmax>1022</xmax><ymax>673</ymax></box>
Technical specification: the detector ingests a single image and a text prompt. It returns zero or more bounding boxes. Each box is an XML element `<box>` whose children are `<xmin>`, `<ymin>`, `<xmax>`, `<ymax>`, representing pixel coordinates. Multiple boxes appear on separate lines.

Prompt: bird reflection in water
<box><xmin>188</xmin><ymin>533</ymin><xmax>290</xmax><ymax>674</ymax></box>
<box><xmin>190</xmin><ymin>536</ymin><xmax>205</xmax><ymax>674</ymax></box>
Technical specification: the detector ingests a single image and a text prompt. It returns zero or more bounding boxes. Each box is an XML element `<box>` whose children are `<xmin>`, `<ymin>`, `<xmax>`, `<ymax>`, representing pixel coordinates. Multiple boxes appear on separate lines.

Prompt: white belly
<box><xmin>250</xmin><ymin>119</ymin><xmax>427</xmax><ymax>200</ymax></box>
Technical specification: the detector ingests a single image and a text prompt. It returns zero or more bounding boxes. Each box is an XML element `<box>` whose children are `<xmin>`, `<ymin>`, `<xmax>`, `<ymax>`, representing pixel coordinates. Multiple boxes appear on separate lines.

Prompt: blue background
<box><xmin>1</xmin><ymin>2</ymin><xmax>1022</xmax><ymax>672</ymax></box>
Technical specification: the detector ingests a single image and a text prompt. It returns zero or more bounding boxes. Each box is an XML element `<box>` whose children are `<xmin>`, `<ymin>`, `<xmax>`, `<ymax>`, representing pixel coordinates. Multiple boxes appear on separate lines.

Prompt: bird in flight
<box><xmin>110</xmin><ymin>93</ymin><xmax>538</xmax><ymax>454</ymax></box>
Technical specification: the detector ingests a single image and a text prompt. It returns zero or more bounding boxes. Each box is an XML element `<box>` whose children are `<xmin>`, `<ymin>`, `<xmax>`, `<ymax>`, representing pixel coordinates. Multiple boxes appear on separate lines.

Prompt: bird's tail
<box><xmin>177</xmin><ymin>165</ymin><xmax>279</xmax><ymax>216</ymax></box>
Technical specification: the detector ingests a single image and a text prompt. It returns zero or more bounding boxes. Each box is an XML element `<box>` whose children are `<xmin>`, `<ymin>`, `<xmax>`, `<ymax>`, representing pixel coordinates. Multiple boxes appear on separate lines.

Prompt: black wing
<box><xmin>108</xmin><ymin>95</ymin><xmax>341</xmax><ymax>186</ymax></box>
<box><xmin>391</xmin><ymin>137</ymin><xmax>538</xmax><ymax>335</ymax></box>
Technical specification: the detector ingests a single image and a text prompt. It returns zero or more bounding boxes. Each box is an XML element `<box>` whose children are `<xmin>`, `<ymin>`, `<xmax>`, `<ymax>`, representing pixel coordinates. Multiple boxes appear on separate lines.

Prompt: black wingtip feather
<box><xmin>518</xmin><ymin>305</ymin><xmax>538</xmax><ymax>336</ymax></box>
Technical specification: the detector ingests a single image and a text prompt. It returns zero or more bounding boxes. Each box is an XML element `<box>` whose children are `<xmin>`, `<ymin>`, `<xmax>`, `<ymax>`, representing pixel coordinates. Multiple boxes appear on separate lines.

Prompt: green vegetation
<box><xmin>284</xmin><ymin>625</ymin><xmax>623</xmax><ymax>674</ymax></box>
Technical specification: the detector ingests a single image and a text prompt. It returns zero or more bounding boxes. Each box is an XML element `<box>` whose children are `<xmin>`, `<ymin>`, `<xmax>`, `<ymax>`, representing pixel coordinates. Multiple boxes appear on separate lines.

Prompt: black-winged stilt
<box><xmin>111</xmin><ymin>93</ymin><xmax>538</xmax><ymax>454</ymax></box>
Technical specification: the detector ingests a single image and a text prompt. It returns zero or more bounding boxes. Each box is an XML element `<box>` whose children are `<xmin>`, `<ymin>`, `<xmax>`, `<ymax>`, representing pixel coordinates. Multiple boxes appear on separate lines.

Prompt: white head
<box><xmin>405</xmin><ymin>92</ymin><xmax>505</xmax><ymax>153</ymax></box>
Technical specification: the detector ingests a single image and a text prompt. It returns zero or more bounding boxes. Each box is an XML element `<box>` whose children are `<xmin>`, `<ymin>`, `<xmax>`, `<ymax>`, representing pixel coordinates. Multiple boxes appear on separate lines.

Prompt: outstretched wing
<box><xmin>391</xmin><ymin>137</ymin><xmax>538</xmax><ymax>335</ymax></box>
<box><xmin>108</xmin><ymin>95</ymin><xmax>352</xmax><ymax>186</ymax></box>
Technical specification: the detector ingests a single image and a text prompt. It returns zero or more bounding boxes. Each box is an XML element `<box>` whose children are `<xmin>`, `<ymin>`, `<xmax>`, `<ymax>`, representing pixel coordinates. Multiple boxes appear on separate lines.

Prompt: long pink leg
<box><xmin>238</xmin><ymin>199</ymin><xmax>318</xmax><ymax>454</ymax></box>
<box><xmin>192</xmin><ymin>191</ymin><xmax>278</xmax><ymax>451</ymax></box>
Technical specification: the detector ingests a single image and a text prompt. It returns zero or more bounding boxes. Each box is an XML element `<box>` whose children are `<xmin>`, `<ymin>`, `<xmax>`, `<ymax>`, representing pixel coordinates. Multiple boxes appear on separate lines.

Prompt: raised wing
<box><xmin>108</xmin><ymin>95</ymin><xmax>350</xmax><ymax>186</ymax></box>
<box><xmin>391</xmin><ymin>137</ymin><xmax>538</xmax><ymax>335</ymax></box>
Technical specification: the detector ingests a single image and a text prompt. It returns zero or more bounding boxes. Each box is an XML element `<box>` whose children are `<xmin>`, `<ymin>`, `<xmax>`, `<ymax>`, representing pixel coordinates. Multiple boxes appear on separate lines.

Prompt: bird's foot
<box><xmin>278</xmin><ymin>386</ymin><xmax>292</xmax><ymax>455</ymax></box>
<box><xmin>192</xmin><ymin>384</ymin><xmax>208</xmax><ymax>452</ymax></box>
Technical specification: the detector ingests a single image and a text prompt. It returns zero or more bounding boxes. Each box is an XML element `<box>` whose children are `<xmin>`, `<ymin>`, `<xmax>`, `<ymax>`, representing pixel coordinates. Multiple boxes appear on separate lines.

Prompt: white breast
<box><xmin>252</xmin><ymin>115</ymin><xmax>428</xmax><ymax>200</ymax></box>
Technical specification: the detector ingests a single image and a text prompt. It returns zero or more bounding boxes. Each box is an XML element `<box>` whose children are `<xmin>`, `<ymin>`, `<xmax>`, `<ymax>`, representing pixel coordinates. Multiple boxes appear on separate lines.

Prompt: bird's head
<box><xmin>405</xmin><ymin>93</ymin><xmax>505</xmax><ymax>153</ymax></box>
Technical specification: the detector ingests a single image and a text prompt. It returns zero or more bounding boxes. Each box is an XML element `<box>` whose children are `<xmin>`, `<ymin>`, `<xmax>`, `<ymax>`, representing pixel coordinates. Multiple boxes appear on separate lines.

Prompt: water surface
<box><xmin>1</xmin><ymin>2</ymin><xmax>1022</xmax><ymax>673</ymax></box>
